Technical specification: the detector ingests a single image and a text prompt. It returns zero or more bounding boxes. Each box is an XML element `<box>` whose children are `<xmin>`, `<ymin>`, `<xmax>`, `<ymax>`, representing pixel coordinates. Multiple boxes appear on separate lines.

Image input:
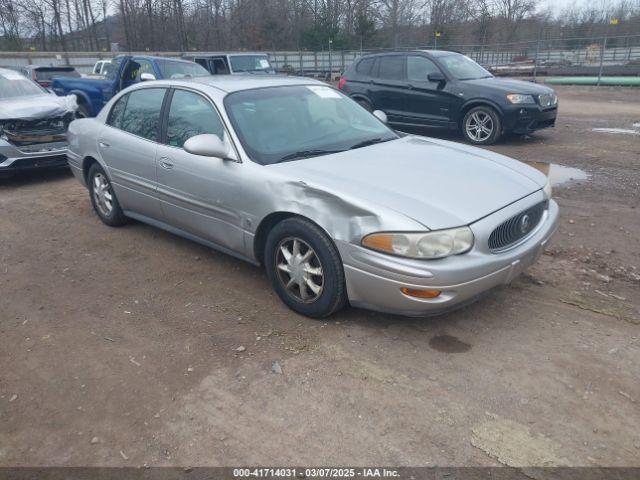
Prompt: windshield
<box><xmin>229</xmin><ymin>55</ymin><xmax>274</xmax><ymax>73</ymax></box>
<box><xmin>439</xmin><ymin>54</ymin><xmax>492</xmax><ymax>81</ymax></box>
<box><xmin>0</xmin><ymin>72</ymin><xmax>46</xmax><ymax>99</ymax></box>
<box><xmin>224</xmin><ymin>85</ymin><xmax>398</xmax><ymax>165</ymax></box>
<box><xmin>156</xmin><ymin>60</ymin><xmax>209</xmax><ymax>79</ymax></box>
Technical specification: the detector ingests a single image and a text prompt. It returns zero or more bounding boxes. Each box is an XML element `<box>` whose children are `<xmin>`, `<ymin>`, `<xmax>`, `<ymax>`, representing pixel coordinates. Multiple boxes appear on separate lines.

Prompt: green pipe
<box><xmin>545</xmin><ymin>76</ymin><xmax>640</xmax><ymax>86</ymax></box>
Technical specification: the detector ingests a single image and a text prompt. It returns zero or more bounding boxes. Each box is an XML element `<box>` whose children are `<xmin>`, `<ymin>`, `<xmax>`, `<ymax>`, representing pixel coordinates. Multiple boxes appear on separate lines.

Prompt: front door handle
<box><xmin>98</xmin><ymin>141</ymin><xmax>110</xmax><ymax>148</ymax></box>
<box><xmin>159</xmin><ymin>158</ymin><xmax>174</xmax><ymax>170</ymax></box>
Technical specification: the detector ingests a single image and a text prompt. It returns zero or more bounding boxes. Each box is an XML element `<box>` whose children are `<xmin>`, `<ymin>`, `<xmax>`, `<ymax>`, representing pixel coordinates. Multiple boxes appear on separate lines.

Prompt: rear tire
<box><xmin>87</xmin><ymin>163</ymin><xmax>127</xmax><ymax>227</ymax></box>
<box><xmin>462</xmin><ymin>106</ymin><xmax>501</xmax><ymax>145</ymax></box>
<box><xmin>264</xmin><ymin>217</ymin><xmax>347</xmax><ymax>319</ymax></box>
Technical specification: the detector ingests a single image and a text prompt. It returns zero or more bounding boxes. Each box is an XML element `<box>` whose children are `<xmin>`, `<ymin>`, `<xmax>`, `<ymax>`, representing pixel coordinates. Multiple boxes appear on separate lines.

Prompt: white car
<box><xmin>91</xmin><ymin>60</ymin><xmax>111</xmax><ymax>77</ymax></box>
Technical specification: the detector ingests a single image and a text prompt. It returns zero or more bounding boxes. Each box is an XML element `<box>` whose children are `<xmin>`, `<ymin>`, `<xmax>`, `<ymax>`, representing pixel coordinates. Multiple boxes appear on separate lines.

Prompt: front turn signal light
<box><xmin>400</xmin><ymin>287</ymin><xmax>441</xmax><ymax>299</ymax></box>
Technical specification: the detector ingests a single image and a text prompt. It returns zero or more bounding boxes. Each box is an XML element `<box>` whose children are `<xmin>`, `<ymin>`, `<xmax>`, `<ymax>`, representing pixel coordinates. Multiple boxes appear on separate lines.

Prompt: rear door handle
<box><xmin>98</xmin><ymin>141</ymin><xmax>110</xmax><ymax>148</ymax></box>
<box><xmin>159</xmin><ymin>158</ymin><xmax>174</xmax><ymax>170</ymax></box>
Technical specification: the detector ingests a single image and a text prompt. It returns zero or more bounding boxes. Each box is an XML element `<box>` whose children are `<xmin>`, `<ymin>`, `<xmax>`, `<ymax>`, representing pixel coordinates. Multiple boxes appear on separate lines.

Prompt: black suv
<box><xmin>338</xmin><ymin>50</ymin><xmax>558</xmax><ymax>145</ymax></box>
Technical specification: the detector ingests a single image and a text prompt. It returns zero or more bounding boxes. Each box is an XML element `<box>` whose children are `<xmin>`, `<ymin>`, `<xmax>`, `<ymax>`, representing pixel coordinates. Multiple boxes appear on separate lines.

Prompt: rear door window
<box><xmin>356</xmin><ymin>57</ymin><xmax>375</xmax><ymax>76</ymax></box>
<box><xmin>118</xmin><ymin>88</ymin><xmax>166</xmax><ymax>141</ymax></box>
<box><xmin>378</xmin><ymin>56</ymin><xmax>405</xmax><ymax>81</ymax></box>
<box><xmin>107</xmin><ymin>94</ymin><xmax>128</xmax><ymax>129</ymax></box>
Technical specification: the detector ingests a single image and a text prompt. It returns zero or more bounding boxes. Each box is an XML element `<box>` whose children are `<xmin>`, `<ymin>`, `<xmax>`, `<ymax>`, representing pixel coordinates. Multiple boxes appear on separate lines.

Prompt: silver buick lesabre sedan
<box><xmin>67</xmin><ymin>76</ymin><xmax>558</xmax><ymax>318</ymax></box>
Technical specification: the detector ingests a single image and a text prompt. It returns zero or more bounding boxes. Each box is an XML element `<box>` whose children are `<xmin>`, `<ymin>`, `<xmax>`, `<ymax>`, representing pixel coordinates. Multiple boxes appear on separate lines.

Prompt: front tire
<box><xmin>265</xmin><ymin>217</ymin><xmax>347</xmax><ymax>318</ymax></box>
<box><xmin>87</xmin><ymin>163</ymin><xmax>127</xmax><ymax>226</ymax></box>
<box><xmin>462</xmin><ymin>106</ymin><xmax>501</xmax><ymax>145</ymax></box>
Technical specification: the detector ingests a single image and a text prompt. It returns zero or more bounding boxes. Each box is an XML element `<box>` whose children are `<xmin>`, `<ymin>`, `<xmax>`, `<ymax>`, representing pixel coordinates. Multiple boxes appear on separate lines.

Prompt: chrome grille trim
<box><xmin>489</xmin><ymin>201</ymin><xmax>547</xmax><ymax>252</ymax></box>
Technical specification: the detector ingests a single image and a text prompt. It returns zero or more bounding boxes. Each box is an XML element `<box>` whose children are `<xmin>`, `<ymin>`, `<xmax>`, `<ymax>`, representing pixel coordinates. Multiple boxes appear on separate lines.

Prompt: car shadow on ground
<box><xmin>0</xmin><ymin>167</ymin><xmax>72</xmax><ymax>187</ymax></box>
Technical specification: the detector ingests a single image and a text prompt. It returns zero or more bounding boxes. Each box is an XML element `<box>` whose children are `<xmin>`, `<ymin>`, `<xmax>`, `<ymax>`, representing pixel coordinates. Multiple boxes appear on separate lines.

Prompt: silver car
<box><xmin>67</xmin><ymin>76</ymin><xmax>558</xmax><ymax>318</ymax></box>
<box><xmin>0</xmin><ymin>67</ymin><xmax>77</xmax><ymax>178</ymax></box>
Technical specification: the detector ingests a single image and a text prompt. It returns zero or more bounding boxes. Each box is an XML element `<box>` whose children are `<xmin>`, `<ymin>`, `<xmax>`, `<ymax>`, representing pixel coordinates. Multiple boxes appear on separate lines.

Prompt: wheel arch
<box><xmin>253</xmin><ymin>211</ymin><xmax>339</xmax><ymax>266</ymax></box>
<box><xmin>81</xmin><ymin>155</ymin><xmax>107</xmax><ymax>186</ymax></box>
<box><xmin>459</xmin><ymin>100</ymin><xmax>503</xmax><ymax>130</ymax></box>
<box><xmin>349</xmin><ymin>94</ymin><xmax>373</xmax><ymax>108</ymax></box>
<box><xmin>70</xmin><ymin>90</ymin><xmax>94</xmax><ymax>116</ymax></box>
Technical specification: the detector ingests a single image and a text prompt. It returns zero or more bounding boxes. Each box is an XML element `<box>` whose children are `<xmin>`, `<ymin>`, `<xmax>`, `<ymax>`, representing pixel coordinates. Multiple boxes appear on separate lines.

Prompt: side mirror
<box><xmin>373</xmin><ymin>110</ymin><xmax>388</xmax><ymax>124</ymax></box>
<box><xmin>140</xmin><ymin>72</ymin><xmax>156</xmax><ymax>82</ymax></box>
<box><xmin>428</xmin><ymin>71</ymin><xmax>446</xmax><ymax>83</ymax></box>
<box><xmin>184</xmin><ymin>134</ymin><xmax>230</xmax><ymax>159</ymax></box>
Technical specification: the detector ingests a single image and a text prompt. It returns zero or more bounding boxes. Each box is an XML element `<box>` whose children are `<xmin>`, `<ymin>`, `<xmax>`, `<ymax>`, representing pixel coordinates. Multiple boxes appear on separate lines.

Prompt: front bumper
<box><xmin>503</xmin><ymin>104</ymin><xmax>557</xmax><ymax>135</ymax></box>
<box><xmin>338</xmin><ymin>192</ymin><xmax>558</xmax><ymax>317</ymax></box>
<box><xmin>0</xmin><ymin>139</ymin><xmax>69</xmax><ymax>176</ymax></box>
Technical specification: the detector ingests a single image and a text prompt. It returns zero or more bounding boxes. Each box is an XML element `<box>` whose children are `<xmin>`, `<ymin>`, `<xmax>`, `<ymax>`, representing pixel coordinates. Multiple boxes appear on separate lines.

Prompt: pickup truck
<box><xmin>51</xmin><ymin>55</ymin><xmax>209</xmax><ymax>117</ymax></box>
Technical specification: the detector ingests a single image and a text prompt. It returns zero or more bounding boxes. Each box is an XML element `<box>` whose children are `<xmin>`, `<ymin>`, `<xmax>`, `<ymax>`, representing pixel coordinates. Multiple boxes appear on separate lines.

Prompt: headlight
<box><xmin>362</xmin><ymin>227</ymin><xmax>474</xmax><ymax>260</ymax></box>
<box><xmin>507</xmin><ymin>94</ymin><xmax>535</xmax><ymax>104</ymax></box>
<box><xmin>543</xmin><ymin>180</ymin><xmax>552</xmax><ymax>199</ymax></box>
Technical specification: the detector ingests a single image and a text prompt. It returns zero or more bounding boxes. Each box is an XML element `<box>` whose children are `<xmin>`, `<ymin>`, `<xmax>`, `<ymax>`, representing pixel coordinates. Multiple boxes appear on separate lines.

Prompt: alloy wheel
<box><xmin>275</xmin><ymin>237</ymin><xmax>324</xmax><ymax>303</ymax></box>
<box><xmin>465</xmin><ymin>111</ymin><xmax>494</xmax><ymax>142</ymax></box>
<box><xmin>92</xmin><ymin>172</ymin><xmax>114</xmax><ymax>217</ymax></box>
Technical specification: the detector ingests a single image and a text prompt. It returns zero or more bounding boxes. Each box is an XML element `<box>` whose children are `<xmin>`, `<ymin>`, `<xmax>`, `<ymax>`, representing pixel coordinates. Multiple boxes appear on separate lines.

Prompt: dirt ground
<box><xmin>1</xmin><ymin>85</ymin><xmax>639</xmax><ymax>468</ymax></box>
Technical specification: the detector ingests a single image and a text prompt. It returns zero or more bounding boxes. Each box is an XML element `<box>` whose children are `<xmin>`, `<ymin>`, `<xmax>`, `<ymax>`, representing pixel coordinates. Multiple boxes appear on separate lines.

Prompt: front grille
<box><xmin>489</xmin><ymin>201</ymin><xmax>547</xmax><ymax>251</ymax></box>
<box><xmin>2</xmin><ymin>112</ymin><xmax>73</xmax><ymax>146</ymax></box>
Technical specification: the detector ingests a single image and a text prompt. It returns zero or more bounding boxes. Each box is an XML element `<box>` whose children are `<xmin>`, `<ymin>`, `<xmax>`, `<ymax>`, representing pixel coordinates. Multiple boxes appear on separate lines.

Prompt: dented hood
<box><xmin>269</xmin><ymin>135</ymin><xmax>547</xmax><ymax>230</ymax></box>
<box><xmin>0</xmin><ymin>93</ymin><xmax>77</xmax><ymax>121</ymax></box>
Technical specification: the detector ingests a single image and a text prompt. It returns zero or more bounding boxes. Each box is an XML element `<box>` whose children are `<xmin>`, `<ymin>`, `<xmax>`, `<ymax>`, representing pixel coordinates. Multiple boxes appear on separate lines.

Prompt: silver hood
<box><xmin>0</xmin><ymin>93</ymin><xmax>77</xmax><ymax>121</ymax></box>
<box><xmin>269</xmin><ymin>135</ymin><xmax>547</xmax><ymax>230</ymax></box>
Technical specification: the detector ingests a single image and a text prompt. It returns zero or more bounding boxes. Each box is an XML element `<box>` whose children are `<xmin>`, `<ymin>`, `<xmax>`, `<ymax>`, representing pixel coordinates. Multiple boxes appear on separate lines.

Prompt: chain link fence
<box><xmin>1</xmin><ymin>34</ymin><xmax>639</xmax><ymax>79</ymax></box>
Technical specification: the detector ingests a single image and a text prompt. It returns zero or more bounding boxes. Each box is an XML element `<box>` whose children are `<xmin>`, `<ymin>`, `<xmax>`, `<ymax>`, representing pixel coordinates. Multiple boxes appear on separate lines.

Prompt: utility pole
<box><xmin>328</xmin><ymin>38</ymin><xmax>333</xmax><ymax>81</ymax></box>
<box><xmin>598</xmin><ymin>18</ymin><xmax>618</xmax><ymax>86</ymax></box>
<box><xmin>533</xmin><ymin>27</ymin><xmax>542</xmax><ymax>83</ymax></box>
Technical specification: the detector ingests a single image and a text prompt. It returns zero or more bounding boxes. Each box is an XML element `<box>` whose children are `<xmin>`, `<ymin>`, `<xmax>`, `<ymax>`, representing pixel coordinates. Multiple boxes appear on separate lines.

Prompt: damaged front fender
<box><xmin>246</xmin><ymin>174</ymin><xmax>427</xmax><ymax>263</ymax></box>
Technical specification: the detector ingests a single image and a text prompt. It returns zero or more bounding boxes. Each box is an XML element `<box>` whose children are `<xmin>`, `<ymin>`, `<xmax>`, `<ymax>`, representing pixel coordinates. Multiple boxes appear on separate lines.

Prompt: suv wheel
<box><xmin>462</xmin><ymin>106</ymin><xmax>501</xmax><ymax>145</ymax></box>
<box><xmin>88</xmin><ymin>163</ymin><xmax>127</xmax><ymax>226</ymax></box>
<box><xmin>356</xmin><ymin>99</ymin><xmax>373</xmax><ymax>112</ymax></box>
<box><xmin>265</xmin><ymin>217</ymin><xmax>347</xmax><ymax>318</ymax></box>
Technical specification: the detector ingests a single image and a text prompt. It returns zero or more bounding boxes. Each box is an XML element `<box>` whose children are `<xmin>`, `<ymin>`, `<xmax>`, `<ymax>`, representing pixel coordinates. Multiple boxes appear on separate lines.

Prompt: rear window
<box><xmin>356</xmin><ymin>57</ymin><xmax>375</xmax><ymax>76</ymax></box>
<box><xmin>34</xmin><ymin>68</ymin><xmax>80</xmax><ymax>80</ymax></box>
<box><xmin>0</xmin><ymin>71</ymin><xmax>46</xmax><ymax>99</ymax></box>
<box><xmin>378</xmin><ymin>56</ymin><xmax>405</xmax><ymax>80</ymax></box>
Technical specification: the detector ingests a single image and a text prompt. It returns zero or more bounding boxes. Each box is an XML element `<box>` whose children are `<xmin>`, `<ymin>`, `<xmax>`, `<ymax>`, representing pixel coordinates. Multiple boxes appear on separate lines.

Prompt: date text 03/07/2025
<box><xmin>233</xmin><ymin>468</ymin><xmax>400</xmax><ymax>478</ymax></box>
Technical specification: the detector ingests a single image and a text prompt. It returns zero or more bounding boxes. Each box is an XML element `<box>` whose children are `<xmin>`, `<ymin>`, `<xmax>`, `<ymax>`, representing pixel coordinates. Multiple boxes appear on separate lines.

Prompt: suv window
<box><xmin>407</xmin><ymin>56</ymin><xmax>441</xmax><ymax>83</ymax></box>
<box><xmin>212</xmin><ymin>58</ymin><xmax>229</xmax><ymax>75</ymax></box>
<box><xmin>166</xmin><ymin>89</ymin><xmax>225</xmax><ymax>148</ymax></box>
<box><xmin>377</xmin><ymin>56</ymin><xmax>405</xmax><ymax>81</ymax></box>
<box><xmin>118</xmin><ymin>88</ymin><xmax>166</xmax><ymax>141</ymax></box>
<box><xmin>356</xmin><ymin>57</ymin><xmax>375</xmax><ymax>76</ymax></box>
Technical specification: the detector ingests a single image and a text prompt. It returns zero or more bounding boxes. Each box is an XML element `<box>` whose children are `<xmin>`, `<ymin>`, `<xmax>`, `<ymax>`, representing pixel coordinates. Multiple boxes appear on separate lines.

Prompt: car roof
<box><xmin>25</xmin><ymin>65</ymin><xmax>77</xmax><ymax>70</ymax></box>
<box><xmin>165</xmin><ymin>75</ymin><xmax>328</xmax><ymax>93</ymax></box>
<box><xmin>186</xmin><ymin>52</ymin><xmax>269</xmax><ymax>57</ymax></box>
<box><xmin>359</xmin><ymin>49</ymin><xmax>457</xmax><ymax>58</ymax></box>
<box><xmin>116</xmin><ymin>55</ymin><xmax>195</xmax><ymax>64</ymax></box>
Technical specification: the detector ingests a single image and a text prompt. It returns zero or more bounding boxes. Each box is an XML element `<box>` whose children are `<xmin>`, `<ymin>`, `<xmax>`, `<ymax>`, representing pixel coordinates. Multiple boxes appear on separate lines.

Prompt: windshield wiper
<box><xmin>278</xmin><ymin>149</ymin><xmax>344</xmax><ymax>162</ymax></box>
<box><xmin>349</xmin><ymin>137</ymin><xmax>393</xmax><ymax>150</ymax></box>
